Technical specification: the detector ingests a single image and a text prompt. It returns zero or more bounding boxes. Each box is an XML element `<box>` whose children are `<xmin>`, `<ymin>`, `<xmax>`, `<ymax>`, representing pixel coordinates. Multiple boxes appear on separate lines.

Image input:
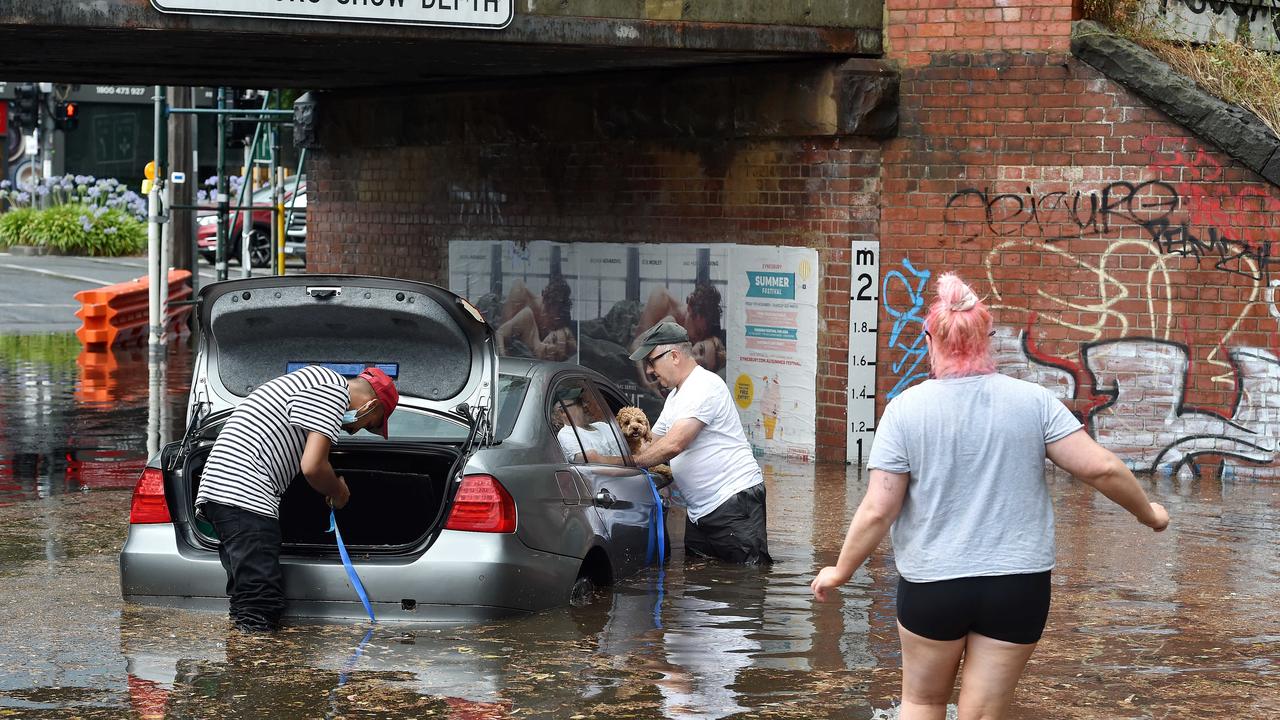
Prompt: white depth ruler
<box><xmin>846</xmin><ymin>241</ymin><xmax>879</xmax><ymax>465</ymax></box>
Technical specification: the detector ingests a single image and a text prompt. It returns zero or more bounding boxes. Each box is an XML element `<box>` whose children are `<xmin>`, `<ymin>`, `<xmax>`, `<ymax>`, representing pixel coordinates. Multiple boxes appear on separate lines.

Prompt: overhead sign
<box><xmin>151</xmin><ymin>0</ymin><xmax>514</xmax><ymax>29</ymax></box>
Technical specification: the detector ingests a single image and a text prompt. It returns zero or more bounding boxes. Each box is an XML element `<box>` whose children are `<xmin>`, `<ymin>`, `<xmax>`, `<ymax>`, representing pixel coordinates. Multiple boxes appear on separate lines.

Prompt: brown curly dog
<box><xmin>616</xmin><ymin>406</ymin><xmax>673</xmax><ymax>487</ymax></box>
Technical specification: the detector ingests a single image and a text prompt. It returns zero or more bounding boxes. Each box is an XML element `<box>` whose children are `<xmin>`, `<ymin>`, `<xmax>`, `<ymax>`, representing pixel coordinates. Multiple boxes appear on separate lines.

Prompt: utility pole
<box><xmin>168</xmin><ymin>86</ymin><xmax>195</xmax><ymax>276</ymax></box>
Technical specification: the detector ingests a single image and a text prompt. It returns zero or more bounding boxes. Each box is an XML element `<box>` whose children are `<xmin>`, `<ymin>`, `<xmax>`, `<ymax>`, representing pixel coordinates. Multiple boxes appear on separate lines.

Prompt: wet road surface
<box><xmin>0</xmin><ymin>335</ymin><xmax>1277</xmax><ymax>718</ymax></box>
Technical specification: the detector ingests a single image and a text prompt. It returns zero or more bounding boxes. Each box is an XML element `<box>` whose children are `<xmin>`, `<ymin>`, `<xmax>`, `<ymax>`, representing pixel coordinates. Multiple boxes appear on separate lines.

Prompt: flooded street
<box><xmin>0</xmin><ymin>334</ymin><xmax>1277</xmax><ymax>718</ymax></box>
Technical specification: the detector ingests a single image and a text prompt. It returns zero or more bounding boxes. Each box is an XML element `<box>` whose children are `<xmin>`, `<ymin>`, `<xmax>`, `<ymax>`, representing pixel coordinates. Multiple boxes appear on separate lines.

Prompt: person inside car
<box><xmin>194</xmin><ymin>366</ymin><xmax>398</xmax><ymax>633</ymax></box>
<box><xmin>554</xmin><ymin>385</ymin><xmax>621</xmax><ymax>464</ymax></box>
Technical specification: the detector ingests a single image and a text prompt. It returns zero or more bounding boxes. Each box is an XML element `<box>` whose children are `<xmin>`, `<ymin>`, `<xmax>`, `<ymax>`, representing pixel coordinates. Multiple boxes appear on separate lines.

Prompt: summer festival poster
<box><xmin>725</xmin><ymin>245</ymin><xmax>819</xmax><ymax>462</ymax></box>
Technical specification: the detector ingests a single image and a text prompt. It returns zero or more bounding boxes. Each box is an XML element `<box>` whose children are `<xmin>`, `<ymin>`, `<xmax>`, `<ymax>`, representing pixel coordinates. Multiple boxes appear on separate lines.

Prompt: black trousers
<box><xmin>684</xmin><ymin>483</ymin><xmax>772</xmax><ymax>565</ymax></box>
<box><xmin>203</xmin><ymin>501</ymin><xmax>286</xmax><ymax>632</ymax></box>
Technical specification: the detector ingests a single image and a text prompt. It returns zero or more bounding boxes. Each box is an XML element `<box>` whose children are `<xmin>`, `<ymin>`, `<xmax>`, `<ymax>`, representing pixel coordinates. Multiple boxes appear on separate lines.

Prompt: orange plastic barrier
<box><xmin>74</xmin><ymin>269</ymin><xmax>194</xmax><ymax>349</ymax></box>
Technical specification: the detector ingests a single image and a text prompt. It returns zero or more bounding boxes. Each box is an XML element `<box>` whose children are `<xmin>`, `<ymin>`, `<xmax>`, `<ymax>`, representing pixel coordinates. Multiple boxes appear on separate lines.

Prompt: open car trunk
<box><xmin>184</xmin><ymin>442</ymin><xmax>460</xmax><ymax>556</ymax></box>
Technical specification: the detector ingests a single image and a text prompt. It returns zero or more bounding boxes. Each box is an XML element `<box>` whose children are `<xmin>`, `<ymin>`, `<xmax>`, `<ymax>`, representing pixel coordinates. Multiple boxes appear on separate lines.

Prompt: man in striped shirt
<box><xmin>195</xmin><ymin>365</ymin><xmax>399</xmax><ymax>632</ymax></box>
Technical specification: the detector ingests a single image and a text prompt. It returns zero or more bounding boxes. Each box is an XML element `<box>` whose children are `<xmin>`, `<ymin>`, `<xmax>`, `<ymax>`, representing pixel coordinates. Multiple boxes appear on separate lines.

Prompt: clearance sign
<box><xmin>151</xmin><ymin>0</ymin><xmax>513</xmax><ymax>29</ymax></box>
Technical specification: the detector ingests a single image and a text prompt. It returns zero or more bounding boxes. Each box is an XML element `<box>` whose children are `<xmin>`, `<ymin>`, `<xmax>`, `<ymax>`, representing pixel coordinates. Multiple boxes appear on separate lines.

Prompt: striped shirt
<box><xmin>196</xmin><ymin>366</ymin><xmax>349</xmax><ymax>518</ymax></box>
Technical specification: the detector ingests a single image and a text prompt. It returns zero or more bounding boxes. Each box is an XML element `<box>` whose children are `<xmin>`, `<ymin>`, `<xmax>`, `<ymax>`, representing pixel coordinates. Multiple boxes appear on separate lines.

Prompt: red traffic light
<box><xmin>55</xmin><ymin>101</ymin><xmax>79</xmax><ymax>132</ymax></box>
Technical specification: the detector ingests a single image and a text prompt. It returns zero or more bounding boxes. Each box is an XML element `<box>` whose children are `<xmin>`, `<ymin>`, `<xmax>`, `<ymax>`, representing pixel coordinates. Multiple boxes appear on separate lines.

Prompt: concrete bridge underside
<box><xmin>0</xmin><ymin>1</ymin><xmax>883</xmax><ymax>89</ymax></box>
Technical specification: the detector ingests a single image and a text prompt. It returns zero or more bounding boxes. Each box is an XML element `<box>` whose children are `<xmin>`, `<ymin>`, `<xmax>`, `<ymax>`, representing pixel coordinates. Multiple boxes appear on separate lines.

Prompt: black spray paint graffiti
<box><xmin>945</xmin><ymin>180</ymin><xmax>1180</xmax><ymax>242</ymax></box>
<box><xmin>945</xmin><ymin>181</ymin><xmax>1280</xmax><ymax>281</ymax></box>
<box><xmin>1160</xmin><ymin>0</ymin><xmax>1280</xmax><ymax>42</ymax></box>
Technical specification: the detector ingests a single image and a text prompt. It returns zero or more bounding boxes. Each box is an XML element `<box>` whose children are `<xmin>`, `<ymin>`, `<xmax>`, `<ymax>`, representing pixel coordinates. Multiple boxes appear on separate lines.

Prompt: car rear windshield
<box><xmin>359</xmin><ymin>372</ymin><xmax>528</xmax><ymax>442</ymax></box>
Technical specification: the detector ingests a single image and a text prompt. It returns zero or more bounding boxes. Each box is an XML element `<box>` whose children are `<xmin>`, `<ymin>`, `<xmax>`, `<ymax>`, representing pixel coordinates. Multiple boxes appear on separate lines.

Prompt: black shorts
<box><xmin>896</xmin><ymin>571</ymin><xmax>1051</xmax><ymax>645</ymax></box>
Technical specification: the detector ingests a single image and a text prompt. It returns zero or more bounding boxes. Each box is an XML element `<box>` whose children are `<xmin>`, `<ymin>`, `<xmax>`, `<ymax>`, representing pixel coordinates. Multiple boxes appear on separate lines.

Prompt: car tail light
<box><xmin>445</xmin><ymin>474</ymin><xmax>516</xmax><ymax>533</ymax></box>
<box><xmin>129</xmin><ymin>467</ymin><xmax>172</xmax><ymax>524</ymax></box>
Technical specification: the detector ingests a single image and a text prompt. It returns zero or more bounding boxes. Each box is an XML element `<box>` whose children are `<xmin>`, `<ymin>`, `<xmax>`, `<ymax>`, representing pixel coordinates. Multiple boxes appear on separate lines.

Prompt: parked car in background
<box><xmin>196</xmin><ymin>176</ymin><xmax>305</xmax><ymax>268</ymax></box>
<box><xmin>283</xmin><ymin>191</ymin><xmax>306</xmax><ymax>263</ymax></box>
<box><xmin>120</xmin><ymin>275</ymin><xmax>664</xmax><ymax>623</ymax></box>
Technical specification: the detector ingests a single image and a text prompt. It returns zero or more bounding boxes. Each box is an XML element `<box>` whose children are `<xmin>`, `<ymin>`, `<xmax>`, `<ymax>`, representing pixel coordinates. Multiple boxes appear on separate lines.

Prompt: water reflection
<box><xmin>0</xmin><ymin>333</ymin><xmax>189</xmax><ymax>504</ymax></box>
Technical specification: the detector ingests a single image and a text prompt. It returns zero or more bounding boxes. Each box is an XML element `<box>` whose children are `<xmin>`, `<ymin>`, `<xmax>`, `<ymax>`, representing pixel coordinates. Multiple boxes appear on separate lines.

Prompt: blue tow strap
<box><xmin>642</xmin><ymin>470</ymin><xmax>667</xmax><ymax>629</ymax></box>
<box><xmin>328</xmin><ymin>509</ymin><xmax>376</xmax><ymax>623</ymax></box>
<box><xmin>643</xmin><ymin>470</ymin><xmax>666</xmax><ymax>566</ymax></box>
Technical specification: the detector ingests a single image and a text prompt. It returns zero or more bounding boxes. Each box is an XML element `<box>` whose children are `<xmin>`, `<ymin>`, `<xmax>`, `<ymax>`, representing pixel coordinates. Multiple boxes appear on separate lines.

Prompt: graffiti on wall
<box><xmin>934</xmin><ymin>139</ymin><xmax>1280</xmax><ymax>477</ymax></box>
<box><xmin>882</xmin><ymin>258</ymin><xmax>931</xmax><ymax>400</ymax></box>
<box><xmin>1144</xmin><ymin>0</ymin><xmax>1280</xmax><ymax>52</ymax></box>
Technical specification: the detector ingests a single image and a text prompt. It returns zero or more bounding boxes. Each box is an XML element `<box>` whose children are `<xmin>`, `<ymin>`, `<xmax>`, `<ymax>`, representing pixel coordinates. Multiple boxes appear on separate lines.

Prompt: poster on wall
<box><xmin>447</xmin><ymin>240</ymin><xmax>579</xmax><ymax>364</ymax></box>
<box><xmin>725</xmin><ymin>246</ymin><xmax>819</xmax><ymax>462</ymax></box>
<box><xmin>449</xmin><ymin>241</ymin><xmax>816</xmax><ymax>460</ymax></box>
<box><xmin>575</xmin><ymin>243</ymin><xmax>730</xmax><ymax>419</ymax></box>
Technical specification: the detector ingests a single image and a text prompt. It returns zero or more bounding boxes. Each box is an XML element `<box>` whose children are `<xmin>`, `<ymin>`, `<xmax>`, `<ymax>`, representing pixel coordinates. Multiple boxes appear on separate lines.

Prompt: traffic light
<box><xmin>54</xmin><ymin>101</ymin><xmax>79</xmax><ymax>132</ymax></box>
<box><xmin>12</xmin><ymin>83</ymin><xmax>39</xmax><ymax>129</ymax></box>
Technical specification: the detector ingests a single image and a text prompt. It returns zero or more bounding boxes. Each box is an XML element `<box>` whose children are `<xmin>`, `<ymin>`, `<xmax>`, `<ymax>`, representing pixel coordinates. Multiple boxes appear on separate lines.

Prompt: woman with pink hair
<box><xmin>811</xmin><ymin>272</ymin><xmax>1169</xmax><ymax>720</ymax></box>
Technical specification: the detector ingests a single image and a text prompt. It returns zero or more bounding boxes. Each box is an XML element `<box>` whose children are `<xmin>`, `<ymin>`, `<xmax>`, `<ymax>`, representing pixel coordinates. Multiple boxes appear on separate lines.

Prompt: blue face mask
<box><xmin>342</xmin><ymin>400</ymin><xmax>374</xmax><ymax>426</ymax></box>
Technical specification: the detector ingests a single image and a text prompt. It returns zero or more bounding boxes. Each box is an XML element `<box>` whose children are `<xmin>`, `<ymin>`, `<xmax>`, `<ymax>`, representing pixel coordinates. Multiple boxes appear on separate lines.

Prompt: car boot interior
<box><xmin>185</xmin><ymin>444</ymin><xmax>458</xmax><ymax>555</ymax></box>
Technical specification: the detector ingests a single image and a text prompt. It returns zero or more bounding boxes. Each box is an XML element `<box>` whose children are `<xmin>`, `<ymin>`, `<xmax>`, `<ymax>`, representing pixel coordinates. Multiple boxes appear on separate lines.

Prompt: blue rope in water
<box><xmin>643</xmin><ymin>470</ymin><xmax>666</xmax><ymax>566</ymax></box>
<box><xmin>328</xmin><ymin>509</ymin><xmax>376</xmax><ymax>624</ymax></box>
<box><xmin>642</xmin><ymin>469</ymin><xmax>667</xmax><ymax>629</ymax></box>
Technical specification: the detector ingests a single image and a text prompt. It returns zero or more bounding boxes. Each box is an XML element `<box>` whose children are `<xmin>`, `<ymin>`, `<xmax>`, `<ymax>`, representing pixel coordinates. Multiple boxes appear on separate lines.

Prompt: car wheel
<box><xmin>248</xmin><ymin>228</ymin><xmax>272</xmax><ymax>269</ymax></box>
<box><xmin>569</xmin><ymin>573</ymin><xmax>596</xmax><ymax>608</ymax></box>
<box><xmin>200</xmin><ymin>252</ymin><xmax>216</xmax><ymax>266</ymax></box>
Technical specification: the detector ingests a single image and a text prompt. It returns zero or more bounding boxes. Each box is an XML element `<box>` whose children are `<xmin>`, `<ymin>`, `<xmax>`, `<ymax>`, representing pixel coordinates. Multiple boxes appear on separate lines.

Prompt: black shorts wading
<box><xmin>896</xmin><ymin>571</ymin><xmax>1052</xmax><ymax>645</ymax></box>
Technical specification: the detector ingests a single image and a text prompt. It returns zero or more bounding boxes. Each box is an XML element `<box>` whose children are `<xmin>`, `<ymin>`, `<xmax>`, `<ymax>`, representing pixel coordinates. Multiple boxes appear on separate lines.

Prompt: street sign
<box><xmin>150</xmin><ymin>0</ymin><xmax>514</xmax><ymax>29</ymax></box>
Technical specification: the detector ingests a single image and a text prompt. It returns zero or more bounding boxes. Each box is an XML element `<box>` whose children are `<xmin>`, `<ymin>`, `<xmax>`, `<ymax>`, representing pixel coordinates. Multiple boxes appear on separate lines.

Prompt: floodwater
<box><xmin>0</xmin><ymin>334</ymin><xmax>1276</xmax><ymax>719</ymax></box>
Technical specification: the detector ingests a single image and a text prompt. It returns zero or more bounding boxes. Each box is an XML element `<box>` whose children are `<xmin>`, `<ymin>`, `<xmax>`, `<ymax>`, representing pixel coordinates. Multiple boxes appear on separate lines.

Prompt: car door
<box><xmin>549</xmin><ymin>377</ymin><xmax>657</xmax><ymax>576</ymax></box>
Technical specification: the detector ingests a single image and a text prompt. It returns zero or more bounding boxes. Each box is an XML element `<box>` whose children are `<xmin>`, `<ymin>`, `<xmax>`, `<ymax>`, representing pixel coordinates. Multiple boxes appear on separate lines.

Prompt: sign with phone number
<box><xmin>151</xmin><ymin>0</ymin><xmax>513</xmax><ymax>29</ymax></box>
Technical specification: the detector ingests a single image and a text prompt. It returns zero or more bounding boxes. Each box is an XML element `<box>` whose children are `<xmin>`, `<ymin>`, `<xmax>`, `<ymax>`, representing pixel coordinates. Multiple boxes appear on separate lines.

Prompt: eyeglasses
<box><xmin>644</xmin><ymin>349</ymin><xmax>674</xmax><ymax>368</ymax></box>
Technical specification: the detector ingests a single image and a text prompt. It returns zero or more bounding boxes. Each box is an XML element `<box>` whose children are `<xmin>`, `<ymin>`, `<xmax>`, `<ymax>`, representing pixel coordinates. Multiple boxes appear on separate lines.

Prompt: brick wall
<box><xmin>880</xmin><ymin>0</ymin><xmax>1280</xmax><ymax>478</ymax></box>
<box><xmin>309</xmin><ymin>129</ymin><xmax>881</xmax><ymax>463</ymax></box>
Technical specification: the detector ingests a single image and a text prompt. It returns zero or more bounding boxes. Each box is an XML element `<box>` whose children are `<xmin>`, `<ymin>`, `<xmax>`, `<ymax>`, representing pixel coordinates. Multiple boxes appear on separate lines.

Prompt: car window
<box><xmin>250</xmin><ymin>177</ymin><xmax>303</xmax><ymax>204</ymax></box>
<box><xmin>494</xmin><ymin>373</ymin><xmax>529</xmax><ymax>441</ymax></box>
<box><xmin>549</xmin><ymin>379</ymin><xmax>625</xmax><ymax>465</ymax></box>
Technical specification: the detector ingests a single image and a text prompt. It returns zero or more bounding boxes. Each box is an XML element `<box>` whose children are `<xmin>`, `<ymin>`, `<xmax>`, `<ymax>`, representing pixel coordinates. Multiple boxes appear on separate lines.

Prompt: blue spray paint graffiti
<box><xmin>884</xmin><ymin>259</ymin><xmax>931</xmax><ymax>399</ymax></box>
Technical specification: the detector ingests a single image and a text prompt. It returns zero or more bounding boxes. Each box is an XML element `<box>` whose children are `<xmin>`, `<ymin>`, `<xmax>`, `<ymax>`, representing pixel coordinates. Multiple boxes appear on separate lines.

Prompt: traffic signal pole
<box><xmin>148</xmin><ymin>85</ymin><xmax>169</xmax><ymax>353</ymax></box>
<box><xmin>216</xmin><ymin>87</ymin><xmax>228</xmax><ymax>281</ymax></box>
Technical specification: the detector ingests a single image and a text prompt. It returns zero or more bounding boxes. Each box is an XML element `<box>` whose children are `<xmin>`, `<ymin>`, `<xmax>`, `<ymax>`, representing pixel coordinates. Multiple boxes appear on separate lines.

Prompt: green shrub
<box><xmin>0</xmin><ymin>173</ymin><xmax>148</xmax><ymax>255</ymax></box>
<box><xmin>14</xmin><ymin>203</ymin><xmax>146</xmax><ymax>256</ymax></box>
<box><xmin>0</xmin><ymin>207</ymin><xmax>38</xmax><ymax>248</ymax></box>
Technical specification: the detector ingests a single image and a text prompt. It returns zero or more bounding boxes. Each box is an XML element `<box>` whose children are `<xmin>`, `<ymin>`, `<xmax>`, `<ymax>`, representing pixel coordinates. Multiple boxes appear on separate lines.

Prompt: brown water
<box><xmin>0</xmin><ymin>335</ymin><xmax>1275</xmax><ymax>718</ymax></box>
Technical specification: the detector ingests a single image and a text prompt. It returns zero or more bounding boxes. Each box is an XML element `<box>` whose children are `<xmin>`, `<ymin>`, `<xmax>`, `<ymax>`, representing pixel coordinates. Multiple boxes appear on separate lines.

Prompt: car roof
<box><xmin>498</xmin><ymin>356</ymin><xmax>616</xmax><ymax>387</ymax></box>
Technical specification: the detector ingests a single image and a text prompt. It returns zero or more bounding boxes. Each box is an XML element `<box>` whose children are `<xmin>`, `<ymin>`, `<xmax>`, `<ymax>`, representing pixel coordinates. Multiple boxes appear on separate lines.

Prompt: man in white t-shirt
<box><xmin>626</xmin><ymin>321</ymin><xmax>771</xmax><ymax>564</ymax></box>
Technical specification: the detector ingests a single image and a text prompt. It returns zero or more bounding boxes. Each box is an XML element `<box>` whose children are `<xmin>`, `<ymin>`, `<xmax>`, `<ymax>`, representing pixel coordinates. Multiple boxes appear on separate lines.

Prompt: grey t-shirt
<box><xmin>867</xmin><ymin>373</ymin><xmax>1082</xmax><ymax>582</ymax></box>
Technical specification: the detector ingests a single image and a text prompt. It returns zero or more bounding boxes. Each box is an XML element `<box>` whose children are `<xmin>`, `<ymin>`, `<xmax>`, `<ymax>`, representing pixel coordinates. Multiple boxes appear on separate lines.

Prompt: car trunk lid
<box><xmin>190</xmin><ymin>275</ymin><xmax>497</xmax><ymax>434</ymax></box>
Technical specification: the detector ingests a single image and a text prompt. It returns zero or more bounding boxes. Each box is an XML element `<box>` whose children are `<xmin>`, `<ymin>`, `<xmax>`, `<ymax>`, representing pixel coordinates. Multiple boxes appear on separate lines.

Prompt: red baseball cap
<box><xmin>358</xmin><ymin>367</ymin><xmax>399</xmax><ymax>438</ymax></box>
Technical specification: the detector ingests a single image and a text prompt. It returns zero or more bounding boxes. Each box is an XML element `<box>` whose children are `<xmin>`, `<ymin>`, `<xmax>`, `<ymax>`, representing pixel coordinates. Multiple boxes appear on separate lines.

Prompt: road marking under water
<box><xmin>0</xmin><ymin>263</ymin><xmax>113</xmax><ymax>286</ymax></box>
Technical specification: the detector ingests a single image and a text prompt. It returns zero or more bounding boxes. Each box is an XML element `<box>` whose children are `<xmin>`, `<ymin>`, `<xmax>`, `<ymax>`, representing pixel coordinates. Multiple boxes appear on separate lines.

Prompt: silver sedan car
<box><xmin>120</xmin><ymin>275</ymin><xmax>666</xmax><ymax>623</ymax></box>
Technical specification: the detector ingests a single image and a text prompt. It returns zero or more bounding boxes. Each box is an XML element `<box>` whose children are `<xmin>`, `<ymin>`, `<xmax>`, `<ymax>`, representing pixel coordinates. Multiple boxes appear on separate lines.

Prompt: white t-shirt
<box><xmin>558</xmin><ymin>421</ymin><xmax>622</xmax><ymax>462</ymax></box>
<box><xmin>653</xmin><ymin>365</ymin><xmax>763</xmax><ymax>522</ymax></box>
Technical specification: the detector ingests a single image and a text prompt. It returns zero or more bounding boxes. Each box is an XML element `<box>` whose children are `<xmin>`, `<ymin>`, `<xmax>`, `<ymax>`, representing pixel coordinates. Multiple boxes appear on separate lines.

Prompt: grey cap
<box><xmin>629</xmin><ymin>321</ymin><xmax>690</xmax><ymax>361</ymax></box>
